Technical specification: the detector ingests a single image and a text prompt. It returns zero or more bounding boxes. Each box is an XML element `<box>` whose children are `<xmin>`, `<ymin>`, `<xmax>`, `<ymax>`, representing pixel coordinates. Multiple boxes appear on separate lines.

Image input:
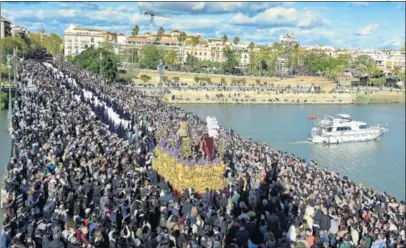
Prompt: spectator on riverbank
<box><xmin>1</xmin><ymin>59</ymin><xmax>405</xmax><ymax>248</ymax></box>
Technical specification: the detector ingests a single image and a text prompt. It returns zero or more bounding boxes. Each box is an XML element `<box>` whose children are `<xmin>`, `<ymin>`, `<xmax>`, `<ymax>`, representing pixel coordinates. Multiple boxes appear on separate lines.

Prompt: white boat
<box><xmin>308</xmin><ymin>114</ymin><xmax>388</xmax><ymax>144</ymax></box>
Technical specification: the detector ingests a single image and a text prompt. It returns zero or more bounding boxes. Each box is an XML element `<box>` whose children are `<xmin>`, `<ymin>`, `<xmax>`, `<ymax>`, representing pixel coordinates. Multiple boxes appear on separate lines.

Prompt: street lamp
<box><xmin>7</xmin><ymin>53</ymin><xmax>13</xmax><ymax>120</ymax></box>
<box><xmin>157</xmin><ymin>59</ymin><xmax>165</xmax><ymax>89</ymax></box>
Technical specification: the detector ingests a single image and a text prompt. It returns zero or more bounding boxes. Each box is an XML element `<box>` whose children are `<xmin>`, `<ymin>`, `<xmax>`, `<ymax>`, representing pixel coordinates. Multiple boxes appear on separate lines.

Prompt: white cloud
<box><xmin>231</xmin><ymin>7</ymin><xmax>329</xmax><ymax>29</ymax></box>
<box><xmin>380</xmin><ymin>35</ymin><xmax>405</xmax><ymax>49</ymax></box>
<box><xmin>354</xmin><ymin>24</ymin><xmax>379</xmax><ymax>36</ymax></box>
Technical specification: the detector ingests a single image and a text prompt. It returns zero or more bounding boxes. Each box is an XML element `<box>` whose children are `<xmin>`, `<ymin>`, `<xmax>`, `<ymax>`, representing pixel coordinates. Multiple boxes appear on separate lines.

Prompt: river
<box><xmin>1</xmin><ymin>104</ymin><xmax>405</xmax><ymax>205</ymax></box>
<box><xmin>176</xmin><ymin>104</ymin><xmax>405</xmax><ymax>200</ymax></box>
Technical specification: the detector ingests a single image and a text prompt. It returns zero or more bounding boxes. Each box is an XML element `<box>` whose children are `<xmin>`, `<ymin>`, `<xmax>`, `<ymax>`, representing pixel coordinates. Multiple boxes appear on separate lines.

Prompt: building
<box><xmin>63</xmin><ymin>24</ymin><xmax>105</xmax><ymax>57</ymax></box>
<box><xmin>10</xmin><ymin>23</ymin><xmax>28</xmax><ymax>37</ymax></box>
<box><xmin>385</xmin><ymin>50</ymin><xmax>406</xmax><ymax>72</ymax></box>
<box><xmin>1</xmin><ymin>17</ymin><xmax>11</xmax><ymax>38</ymax></box>
<box><xmin>115</xmin><ymin>30</ymin><xmax>227</xmax><ymax>63</ymax></box>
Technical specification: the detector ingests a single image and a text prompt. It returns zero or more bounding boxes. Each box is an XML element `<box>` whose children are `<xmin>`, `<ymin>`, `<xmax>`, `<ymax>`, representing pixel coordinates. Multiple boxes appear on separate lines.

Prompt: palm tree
<box><xmin>178</xmin><ymin>32</ymin><xmax>187</xmax><ymax>66</ymax></box>
<box><xmin>221</xmin><ymin>34</ymin><xmax>228</xmax><ymax>45</ymax></box>
<box><xmin>164</xmin><ymin>50</ymin><xmax>179</xmax><ymax>70</ymax></box>
<box><xmin>248</xmin><ymin>42</ymin><xmax>255</xmax><ymax>71</ymax></box>
<box><xmin>191</xmin><ymin>36</ymin><xmax>200</xmax><ymax>57</ymax></box>
<box><xmin>155</xmin><ymin>27</ymin><xmax>165</xmax><ymax>41</ymax></box>
<box><xmin>233</xmin><ymin>36</ymin><xmax>240</xmax><ymax>46</ymax></box>
<box><xmin>131</xmin><ymin>25</ymin><xmax>139</xmax><ymax>37</ymax></box>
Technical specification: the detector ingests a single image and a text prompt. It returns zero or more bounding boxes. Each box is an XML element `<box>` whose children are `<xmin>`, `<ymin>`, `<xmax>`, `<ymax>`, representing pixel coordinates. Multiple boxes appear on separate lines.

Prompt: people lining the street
<box><xmin>1</xmin><ymin>59</ymin><xmax>405</xmax><ymax>248</ymax></box>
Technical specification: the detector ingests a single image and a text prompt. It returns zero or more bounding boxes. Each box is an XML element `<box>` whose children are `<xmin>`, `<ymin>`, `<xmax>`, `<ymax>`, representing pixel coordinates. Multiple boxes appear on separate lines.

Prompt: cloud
<box><xmin>231</xmin><ymin>7</ymin><xmax>329</xmax><ymax>29</ymax></box>
<box><xmin>379</xmin><ymin>36</ymin><xmax>405</xmax><ymax>49</ymax></box>
<box><xmin>354</xmin><ymin>24</ymin><xmax>379</xmax><ymax>36</ymax></box>
<box><xmin>54</xmin><ymin>2</ymin><xmax>100</xmax><ymax>11</ymax></box>
<box><xmin>348</xmin><ymin>2</ymin><xmax>369</xmax><ymax>6</ymax></box>
<box><xmin>137</xmin><ymin>2</ymin><xmax>284</xmax><ymax>15</ymax></box>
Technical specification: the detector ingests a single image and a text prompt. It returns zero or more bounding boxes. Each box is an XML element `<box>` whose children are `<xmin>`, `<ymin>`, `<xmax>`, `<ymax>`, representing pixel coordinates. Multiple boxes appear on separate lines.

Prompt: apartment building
<box><xmin>119</xmin><ymin>30</ymin><xmax>227</xmax><ymax>63</ymax></box>
<box><xmin>385</xmin><ymin>50</ymin><xmax>406</xmax><ymax>71</ymax></box>
<box><xmin>63</xmin><ymin>24</ymin><xmax>105</xmax><ymax>57</ymax></box>
<box><xmin>1</xmin><ymin>17</ymin><xmax>11</xmax><ymax>38</ymax></box>
<box><xmin>10</xmin><ymin>23</ymin><xmax>28</xmax><ymax>37</ymax></box>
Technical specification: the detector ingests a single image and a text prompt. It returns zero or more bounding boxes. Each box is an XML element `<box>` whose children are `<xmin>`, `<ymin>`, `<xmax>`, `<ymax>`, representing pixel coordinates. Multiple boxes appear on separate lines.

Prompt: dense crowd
<box><xmin>1</xmin><ymin>59</ymin><xmax>405</xmax><ymax>248</ymax></box>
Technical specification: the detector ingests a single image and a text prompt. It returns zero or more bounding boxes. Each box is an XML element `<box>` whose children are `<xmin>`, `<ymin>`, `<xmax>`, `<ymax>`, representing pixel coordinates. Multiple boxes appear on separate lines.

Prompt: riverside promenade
<box><xmin>1</xmin><ymin>59</ymin><xmax>405</xmax><ymax>248</ymax></box>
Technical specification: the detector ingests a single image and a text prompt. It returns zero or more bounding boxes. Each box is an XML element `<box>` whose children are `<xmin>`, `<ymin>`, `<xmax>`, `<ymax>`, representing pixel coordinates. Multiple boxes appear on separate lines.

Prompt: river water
<box><xmin>1</xmin><ymin>104</ymin><xmax>405</xmax><ymax>204</ymax></box>
<box><xmin>177</xmin><ymin>104</ymin><xmax>405</xmax><ymax>200</ymax></box>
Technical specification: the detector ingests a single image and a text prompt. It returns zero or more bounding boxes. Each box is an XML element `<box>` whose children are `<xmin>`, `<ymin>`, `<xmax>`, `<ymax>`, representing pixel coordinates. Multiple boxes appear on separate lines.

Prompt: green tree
<box><xmin>233</xmin><ymin>36</ymin><xmax>240</xmax><ymax>46</ymax></box>
<box><xmin>194</xmin><ymin>76</ymin><xmax>200</xmax><ymax>84</ymax></box>
<box><xmin>221</xmin><ymin>34</ymin><xmax>228</xmax><ymax>45</ymax></box>
<box><xmin>248</xmin><ymin>42</ymin><xmax>255</xmax><ymax>71</ymax></box>
<box><xmin>164</xmin><ymin>50</ymin><xmax>179</xmax><ymax>69</ymax></box>
<box><xmin>222</xmin><ymin>46</ymin><xmax>238</xmax><ymax>74</ymax></box>
<box><xmin>139</xmin><ymin>45</ymin><xmax>162</xmax><ymax>69</ymax></box>
<box><xmin>185</xmin><ymin>54</ymin><xmax>199</xmax><ymax>71</ymax></box>
<box><xmin>354</xmin><ymin>55</ymin><xmax>376</xmax><ymax>86</ymax></box>
<box><xmin>191</xmin><ymin>36</ymin><xmax>200</xmax><ymax>55</ymax></box>
<box><xmin>178</xmin><ymin>32</ymin><xmax>187</xmax><ymax>66</ymax></box>
<box><xmin>73</xmin><ymin>47</ymin><xmax>118</xmax><ymax>80</ymax></box>
<box><xmin>1</xmin><ymin>36</ymin><xmax>30</xmax><ymax>63</ymax></box>
<box><xmin>155</xmin><ymin>27</ymin><xmax>165</xmax><ymax>41</ymax></box>
<box><xmin>173</xmin><ymin>76</ymin><xmax>180</xmax><ymax>83</ymax></box>
<box><xmin>140</xmin><ymin>74</ymin><xmax>151</xmax><ymax>83</ymax></box>
<box><xmin>42</xmin><ymin>33</ymin><xmax>63</xmax><ymax>56</ymax></box>
<box><xmin>131</xmin><ymin>25</ymin><xmax>140</xmax><ymax>37</ymax></box>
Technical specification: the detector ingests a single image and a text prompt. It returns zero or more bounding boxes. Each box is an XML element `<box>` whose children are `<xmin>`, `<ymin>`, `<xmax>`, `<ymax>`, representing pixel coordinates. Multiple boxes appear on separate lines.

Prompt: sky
<box><xmin>2</xmin><ymin>1</ymin><xmax>405</xmax><ymax>49</ymax></box>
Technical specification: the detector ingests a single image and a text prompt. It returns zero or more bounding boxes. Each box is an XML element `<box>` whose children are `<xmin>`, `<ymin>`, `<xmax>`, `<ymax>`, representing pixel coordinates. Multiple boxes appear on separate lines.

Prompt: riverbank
<box><xmin>122</xmin><ymin>69</ymin><xmax>349</xmax><ymax>91</ymax></box>
<box><xmin>160</xmin><ymin>89</ymin><xmax>405</xmax><ymax>105</ymax></box>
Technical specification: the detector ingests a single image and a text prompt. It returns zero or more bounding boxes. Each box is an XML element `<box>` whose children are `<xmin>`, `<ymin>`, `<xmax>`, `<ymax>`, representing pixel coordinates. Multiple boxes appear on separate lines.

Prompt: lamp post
<box><xmin>157</xmin><ymin>59</ymin><xmax>165</xmax><ymax>89</ymax></box>
<box><xmin>7</xmin><ymin>52</ymin><xmax>13</xmax><ymax>120</ymax></box>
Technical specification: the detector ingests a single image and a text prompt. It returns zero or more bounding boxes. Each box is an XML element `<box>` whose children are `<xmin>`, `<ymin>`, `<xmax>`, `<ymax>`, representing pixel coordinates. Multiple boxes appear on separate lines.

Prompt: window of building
<box><xmin>91</xmin><ymin>38</ymin><xmax>94</xmax><ymax>42</ymax></box>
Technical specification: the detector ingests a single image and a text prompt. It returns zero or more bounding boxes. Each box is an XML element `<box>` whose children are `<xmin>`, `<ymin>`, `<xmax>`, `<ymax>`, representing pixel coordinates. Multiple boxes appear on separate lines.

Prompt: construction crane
<box><xmin>143</xmin><ymin>11</ymin><xmax>171</xmax><ymax>41</ymax></box>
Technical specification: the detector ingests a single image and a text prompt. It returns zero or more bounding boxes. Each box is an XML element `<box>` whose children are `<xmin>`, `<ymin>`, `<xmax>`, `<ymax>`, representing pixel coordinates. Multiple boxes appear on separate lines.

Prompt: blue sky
<box><xmin>2</xmin><ymin>1</ymin><xmax>405</xmax><ymax>49</ymax></box>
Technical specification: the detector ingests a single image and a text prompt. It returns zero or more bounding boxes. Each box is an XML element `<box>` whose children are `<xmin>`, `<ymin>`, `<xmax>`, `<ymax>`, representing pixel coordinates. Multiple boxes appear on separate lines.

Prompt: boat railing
<box><xmin>315</xmin><ymin>119</ymin><xmax>333</xmax><ymax>127</ymax></box>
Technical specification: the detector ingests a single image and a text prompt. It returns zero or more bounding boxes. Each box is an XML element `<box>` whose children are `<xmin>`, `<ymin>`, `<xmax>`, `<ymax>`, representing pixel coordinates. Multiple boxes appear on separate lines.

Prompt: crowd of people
<box><xmin>1</xmin><ymin>59</ymin><xmax>405</xmax><ymax>248</ymax></box>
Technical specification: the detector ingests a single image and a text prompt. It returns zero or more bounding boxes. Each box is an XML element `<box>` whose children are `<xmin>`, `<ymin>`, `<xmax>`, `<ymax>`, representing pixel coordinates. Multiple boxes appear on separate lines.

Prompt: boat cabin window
<box><xmin>359</xmin><ymin>125</ymin><xmax>369</xmax><ymax>129</ymax></box>
<box><xmin>327</xmin><ymin>127</ymin><xmax>333</xmax><ymax>132</ymax></box>
<box><xmin>337</xmin><ymin>126</ymin><xmax>352</xmax><ymax>131</ymax></box>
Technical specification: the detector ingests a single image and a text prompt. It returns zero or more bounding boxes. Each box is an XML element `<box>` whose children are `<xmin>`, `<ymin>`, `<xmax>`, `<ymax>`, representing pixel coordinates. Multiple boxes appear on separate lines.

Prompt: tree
<box><xmin>220</xmin><ymin>78</ymin><xmax>226</xmax><ymax>84</ymax></box>
<box><xmin>354</xmin><ymin>55</ymin><xmax>376</xmax><ymax>86</ymax></box>
<box><xmin>221</xmin><ymin>34</ymin><xmax>228</xmax><ymax>45</ymax></box>
<box><xmin>222</xmin><ymin>46</ymin><xmax>238</xmax><ymax>74</ymax></box>
<box><xmin>185</xmin><ymin>54</ymin><xmax>199</xmax><ymax>71</ymax></box>
<box><xmin>1</xmin><ymin>36</ymin><xmax>30</xmax><ymax>63</ymax></box>
<box><xmin>233</xmin><ymin>36</ymin><xmax>240</xmax><ymax>46</ymax></box>
<box><xmin>73</xmin><ymin>47</ymin><xmax>118</xmax><ymax>80</ymax></box>
<box><xmin>248</xmin><ymin>42</ymin><xmax>255</xmax><ymax>71</ymax></box>
<box><xmin>140</xmin><ymin>74</ymin><xmax>151</xmax><ymax>83</ymax></box>
<box><xmin>164</xmin><ymin>50</ymin><xmax>179</xmax><ymax>69</ymax></box>
<box><xmin>194</xmin><ymin>76</ymin><xmax>200</xmax><ymax>84</ymax></box>
<box><xmin>156</xmin><ymin>27</ymin><xmax>165</xmax><ymax>41</ymax></box>
<box><xmin>139</xmin><ymin>45</ymin><xmax>162</xmax><ymax>69</ymax></box>
<box><xmin>131</xmin><ymin>25</ymin><xmax>140</xmax><ymax>37</ymax></box>
<box><xmin>173</xmin><ymin>76</ymin><xmax>180</xmax><ymax>83</ymax></box>
<box><xmin>393</xmin><ymin>66</ymin><xmax>405</xmax><ymax>83</ymax></box>
<box><xmin>191</xmin><ymin>36</ymin><xmax>200</xmax><ymax>55</ymax></box>
<box><xmin>178</xmin><ymin>32</ymin><xmax>187</xmax><ymax>65</ymax></box>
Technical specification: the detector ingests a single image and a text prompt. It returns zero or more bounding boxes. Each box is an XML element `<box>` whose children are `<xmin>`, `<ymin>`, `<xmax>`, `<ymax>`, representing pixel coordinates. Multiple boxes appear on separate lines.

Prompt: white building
<box><xmin>1</xmin><ymin>17</ymin><xmax>11</xmax><ymax>38</ymax></box>
<box><xmin>10</xmin><ymin>23</ymin><xmax>28</xmax><ymax>36</ymax></box>
<box><xmin>63</xmin><ymin>24</ymin><xmax>106</xmax><ymax>57</ymax></box>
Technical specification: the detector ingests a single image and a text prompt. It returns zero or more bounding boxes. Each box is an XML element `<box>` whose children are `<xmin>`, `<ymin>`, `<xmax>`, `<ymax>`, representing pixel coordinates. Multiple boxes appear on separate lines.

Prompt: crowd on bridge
<box><xmin>1</xmin><ymin>59</ymin><xmax>405</xmax><ymax>248</ymax></box>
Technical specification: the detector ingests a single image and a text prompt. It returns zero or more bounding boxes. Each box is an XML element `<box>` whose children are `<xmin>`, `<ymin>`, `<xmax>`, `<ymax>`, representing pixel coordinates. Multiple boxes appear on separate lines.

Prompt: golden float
<box><xmin>152</xmin><ymin>146</ymin><xmax>227</xmax><ymax>193</ymax></box>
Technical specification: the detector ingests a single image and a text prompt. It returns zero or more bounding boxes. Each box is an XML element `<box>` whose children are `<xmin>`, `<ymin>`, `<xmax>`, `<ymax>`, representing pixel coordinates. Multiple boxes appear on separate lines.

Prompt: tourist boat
<box><xmin>308</xmin><ymin>114</ymin><xmax>388</xmax><ymax>144</ymax></box>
